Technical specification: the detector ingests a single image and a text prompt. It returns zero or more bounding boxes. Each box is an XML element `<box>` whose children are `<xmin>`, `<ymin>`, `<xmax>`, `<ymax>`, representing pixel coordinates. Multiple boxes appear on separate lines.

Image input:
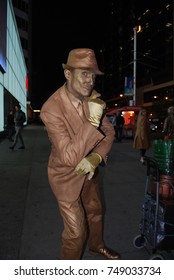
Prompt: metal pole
<box><xmin>133</xmin><ymin>26</ymin><xmax>137</xmax><ymax>106</ymax></box>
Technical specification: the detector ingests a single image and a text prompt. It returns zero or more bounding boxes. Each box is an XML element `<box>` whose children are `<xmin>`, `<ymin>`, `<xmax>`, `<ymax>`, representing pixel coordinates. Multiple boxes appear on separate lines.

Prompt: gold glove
<box><xmin>88</xmin><ymin>98</ymin><xmax>106</xmax><ymax>128</ymax></box>
<box><xmin>75</xmin><ymin>152</ymin><xmax>102</xmax><ymax>180</ymax></box>
<box><xmin>89</xmin><ymin>90</ymin><xmax>101</xmax><ymax>100</ymax></box>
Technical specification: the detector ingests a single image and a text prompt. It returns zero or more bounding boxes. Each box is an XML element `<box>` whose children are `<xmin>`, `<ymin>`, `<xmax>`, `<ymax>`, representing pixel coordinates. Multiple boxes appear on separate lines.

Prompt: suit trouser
<box><xmin>58</xmin><ymin>170</ymin><xmax>105</xmax><ymax>259</ymax></box>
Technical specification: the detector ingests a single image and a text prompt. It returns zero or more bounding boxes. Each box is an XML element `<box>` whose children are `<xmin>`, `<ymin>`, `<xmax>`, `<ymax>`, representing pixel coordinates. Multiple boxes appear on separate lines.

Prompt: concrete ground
<box><xmin>0</xmin><ymin>124</ymin><xmax>173</xmax><ymax>260</ymax></box>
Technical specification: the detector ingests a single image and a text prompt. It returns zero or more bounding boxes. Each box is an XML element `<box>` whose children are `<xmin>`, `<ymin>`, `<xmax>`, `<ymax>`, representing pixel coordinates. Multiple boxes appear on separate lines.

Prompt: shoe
<box><xmin>18</xmin><ymin>146</ymin><xmax>25</xmax><ymax>149</ymax></box>
<box><xmin>89</xmin><ymin>247</ymin><xmax>121</xmax><ymax>260</ymax></box>
<box><xmin>9</xmin><ymin>146</ymin><xmax>14</xmax><ymax>150</ymax></box>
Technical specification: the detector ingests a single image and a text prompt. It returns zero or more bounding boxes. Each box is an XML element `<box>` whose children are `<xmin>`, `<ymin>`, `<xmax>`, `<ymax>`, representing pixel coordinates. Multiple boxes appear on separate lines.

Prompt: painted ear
<box><xmin>64</xmin><ymin>69</ymin><xmax>71</xmax><ymax>80</ymax></box>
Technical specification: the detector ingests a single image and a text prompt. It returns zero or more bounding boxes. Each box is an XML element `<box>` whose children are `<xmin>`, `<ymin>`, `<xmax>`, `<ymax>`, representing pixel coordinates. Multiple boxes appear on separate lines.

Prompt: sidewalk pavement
<box><xmin>0</xmin><ymin>124</ymin><xmax>157</xmax><ymax>260</ymax></box>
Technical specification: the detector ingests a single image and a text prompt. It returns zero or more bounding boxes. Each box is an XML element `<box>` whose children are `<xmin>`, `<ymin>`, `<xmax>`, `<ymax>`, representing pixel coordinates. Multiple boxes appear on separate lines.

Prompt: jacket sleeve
<box><xmin>40</xmin><ymin>109</ymin><xmax>105</xmax><ymax>167</ymax></box>
<box><xmin>92</xmin><ymin>114</ymin><xmax>115</xmax><ymax>164</ymax></box>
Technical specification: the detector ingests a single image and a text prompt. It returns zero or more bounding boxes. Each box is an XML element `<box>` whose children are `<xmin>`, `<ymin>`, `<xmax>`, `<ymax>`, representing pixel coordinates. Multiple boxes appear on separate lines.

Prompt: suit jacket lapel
<box><xmin>59</xmin><ymin>88</ymin><xmax>85</xmax><ymax>135</ymax></box>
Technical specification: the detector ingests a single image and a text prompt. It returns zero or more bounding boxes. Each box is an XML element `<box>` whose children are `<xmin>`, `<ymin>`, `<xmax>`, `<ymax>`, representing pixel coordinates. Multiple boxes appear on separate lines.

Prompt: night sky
<box><xmin>31</xmin><ymin>1</ymin><xmax>108</xmax><ymax>109</ymax></box>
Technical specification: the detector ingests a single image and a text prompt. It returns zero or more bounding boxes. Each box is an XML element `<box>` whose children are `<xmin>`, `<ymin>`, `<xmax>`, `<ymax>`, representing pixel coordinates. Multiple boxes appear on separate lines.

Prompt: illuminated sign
<box><xmin>124</xmin><ymin>76</ymin><xmax>133</xmax><ymax>96</ymax></box>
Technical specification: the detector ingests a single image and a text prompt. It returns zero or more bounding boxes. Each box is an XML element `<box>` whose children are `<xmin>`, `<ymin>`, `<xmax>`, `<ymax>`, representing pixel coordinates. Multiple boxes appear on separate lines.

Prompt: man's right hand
<box><xmin>88</xmin><ymin>98</ymin><xmax>106</xmax><ymax>128</ymax></box>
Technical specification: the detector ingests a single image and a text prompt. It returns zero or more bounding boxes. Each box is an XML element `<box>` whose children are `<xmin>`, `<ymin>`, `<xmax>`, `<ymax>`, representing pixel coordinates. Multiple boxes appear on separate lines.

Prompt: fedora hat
<box><xmin>62</xmin><ymin>48</ymin><xmax>104</xmax><ymax>75</ymax></box>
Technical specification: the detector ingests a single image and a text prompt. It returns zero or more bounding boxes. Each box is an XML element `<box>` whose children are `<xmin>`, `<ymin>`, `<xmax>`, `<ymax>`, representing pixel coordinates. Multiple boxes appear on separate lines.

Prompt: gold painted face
<box><xmin>65</xmin><ymin>68</ymin><xmax>96</xmax><ymax>99</ymax></box>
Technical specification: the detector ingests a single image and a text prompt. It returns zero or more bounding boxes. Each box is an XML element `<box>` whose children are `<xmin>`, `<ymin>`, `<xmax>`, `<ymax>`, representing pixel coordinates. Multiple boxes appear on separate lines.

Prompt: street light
<box><xmin>133</xmin><ymin>25</ymin><xmax>141</xmax><ymax>106</ymax></box>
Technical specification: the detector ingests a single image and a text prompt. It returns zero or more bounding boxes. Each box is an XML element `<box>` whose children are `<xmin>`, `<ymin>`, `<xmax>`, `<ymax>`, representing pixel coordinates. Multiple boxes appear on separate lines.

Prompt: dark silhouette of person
<box><xmin>162</xmin><ymin>106</ymin><xmax>174</xmax><ymax>139</ymax></box>
<box><xmin>9</xmin><ymin>104</ymin><xmax>26</xmax><ymax>150</ymax></box>
<box><xmin>6</xmin><ymin>110</ymin><xmax>15</xmax><ymax>141</ymax></box>
<box><xmin>116</xmin><ymin>112</ymin><xmax>125</xmax><ymax>142</ymax></box>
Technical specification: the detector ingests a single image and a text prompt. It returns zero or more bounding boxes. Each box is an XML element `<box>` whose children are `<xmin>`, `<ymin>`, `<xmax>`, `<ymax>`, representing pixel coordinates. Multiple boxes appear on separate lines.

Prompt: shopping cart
<box><xmin>133</xmin><ymin>156</ymin><xmax>174</xmax><ymax>259</ymax></box>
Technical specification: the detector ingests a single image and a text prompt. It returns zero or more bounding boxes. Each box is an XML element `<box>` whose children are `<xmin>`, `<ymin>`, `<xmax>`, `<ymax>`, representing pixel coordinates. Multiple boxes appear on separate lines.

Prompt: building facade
<box><xmin>102</xmin><ymin>0</ymin><xmax>174</xmax><ymax>112</ymax></box>
<box><xmin>12</xmin><ymin>0</ymin><xmax>32</xmax><ymax>116</ymax></box>
<box><xmin>0</xmin><ymin>0</ymin><xmax>27</xmax><ymax>133</ymax></box>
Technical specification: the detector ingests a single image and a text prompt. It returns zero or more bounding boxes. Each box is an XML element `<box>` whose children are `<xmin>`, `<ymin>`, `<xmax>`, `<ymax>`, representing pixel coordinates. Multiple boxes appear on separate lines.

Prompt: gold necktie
<box><xmin>77</xmin><ymin>101</ymin><xmax>85</xmax><ymax>118</ymax></box>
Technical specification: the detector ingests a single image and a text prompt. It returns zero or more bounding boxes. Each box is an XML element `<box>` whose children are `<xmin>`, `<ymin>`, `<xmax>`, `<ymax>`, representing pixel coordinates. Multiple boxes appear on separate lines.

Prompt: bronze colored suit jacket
<box><xmin>40</xmin><ymin>84</ymin><xmax>115</xmax><ymax>201</ymax></box>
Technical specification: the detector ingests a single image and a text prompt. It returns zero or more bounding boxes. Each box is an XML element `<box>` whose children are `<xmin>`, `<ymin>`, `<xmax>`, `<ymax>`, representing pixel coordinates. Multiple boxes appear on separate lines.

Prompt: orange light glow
<box><xmin>122</xmin><ymin>111</ymin><xmax>135</xmax><ymax>125</ymax></box>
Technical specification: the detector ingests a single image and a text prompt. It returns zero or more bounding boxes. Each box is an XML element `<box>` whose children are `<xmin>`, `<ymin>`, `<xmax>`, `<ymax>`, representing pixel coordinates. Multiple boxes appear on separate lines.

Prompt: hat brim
<box><xmin>62</xmin><ymin>64</ymin><xmax>104</xmax><ymax>75</ymax></box>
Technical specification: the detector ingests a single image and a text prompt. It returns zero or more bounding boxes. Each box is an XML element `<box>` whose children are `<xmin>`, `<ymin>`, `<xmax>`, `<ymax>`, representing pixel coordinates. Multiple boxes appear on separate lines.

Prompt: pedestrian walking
<box><xmin>6</xmin><ymin>110</ymin><xmax>15</xmax><ymax>142</ymax></box>
<box><xmin>133</xmin><ymin>109</ymin><xmax>151</xmax><ymax>164</ymax></box>
<box><xmin>162</xmin><ymin>106</ymin><xmax>174</xmax><ymax>140</ymax></box>
<box><xmin>115</xmin><ymin>112</ymin><xmax>125</xmax><ymax>142</ymax></box>
<box><xmin>9</xmin><ymin>104</ymin><xmax>26</xmax><ymax>150</ymax></box>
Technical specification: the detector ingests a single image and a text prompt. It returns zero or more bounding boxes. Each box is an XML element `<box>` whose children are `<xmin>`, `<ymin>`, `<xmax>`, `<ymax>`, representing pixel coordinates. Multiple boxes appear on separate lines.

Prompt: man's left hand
<box><xmin>75</xmin><ymin>152</ymin><xmax>102</xmax><ymax>180</ymax></box>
